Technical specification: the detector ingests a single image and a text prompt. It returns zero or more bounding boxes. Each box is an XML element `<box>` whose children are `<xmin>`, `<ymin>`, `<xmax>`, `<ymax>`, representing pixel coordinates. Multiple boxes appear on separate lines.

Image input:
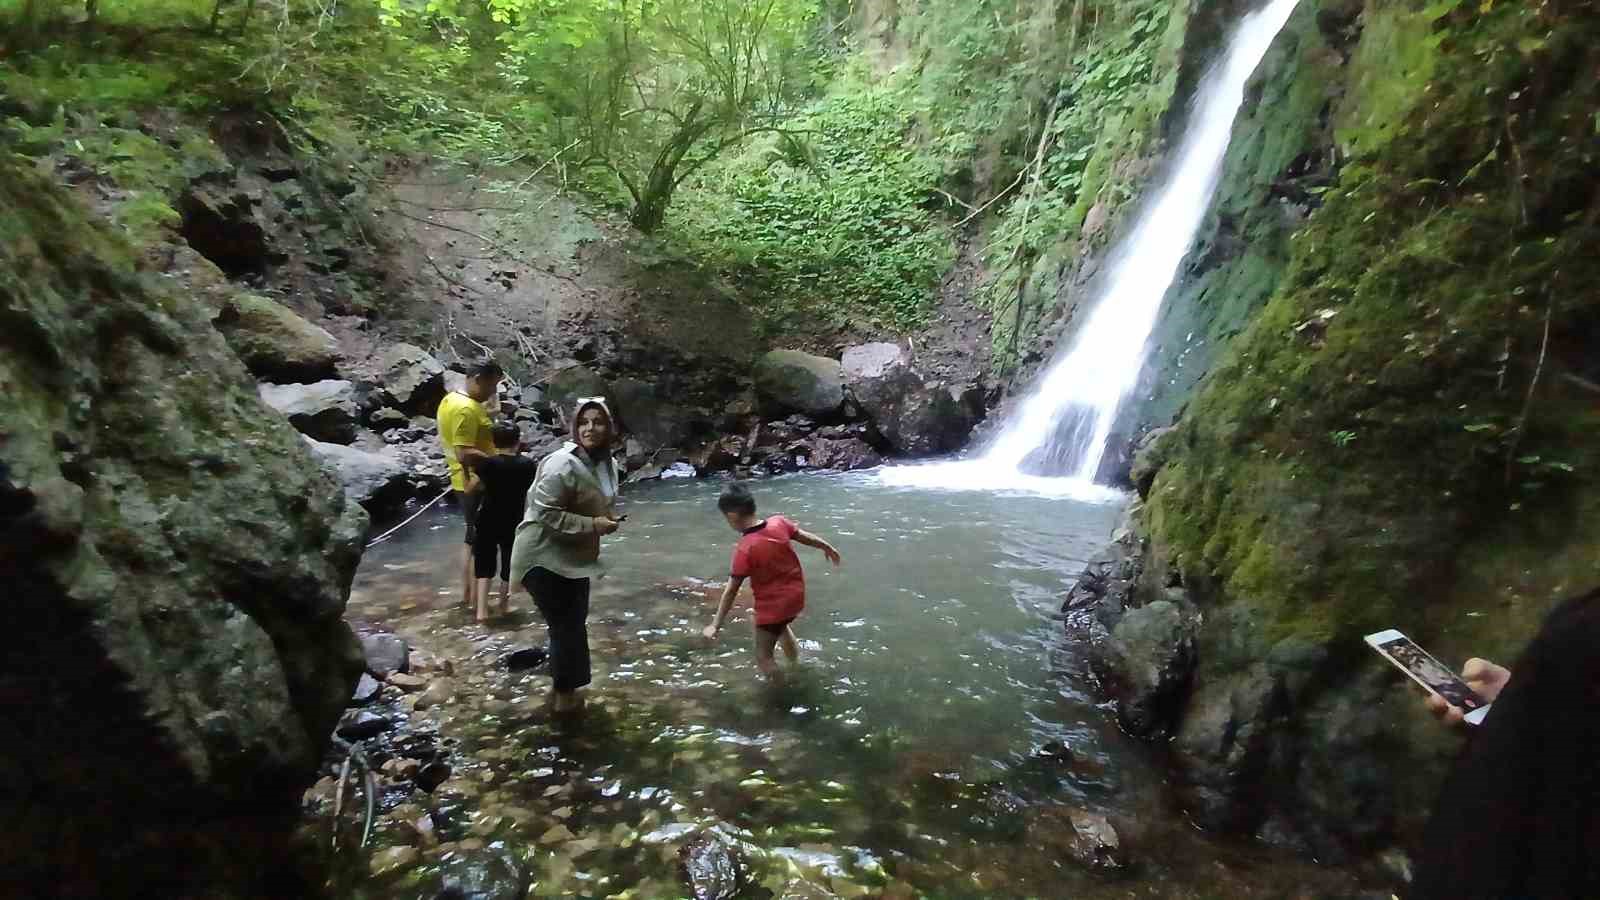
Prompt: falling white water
<box><xmin>882</xmin><ymin>0</ymin><xmax>1299</xmax><ymax>497</ymax></box>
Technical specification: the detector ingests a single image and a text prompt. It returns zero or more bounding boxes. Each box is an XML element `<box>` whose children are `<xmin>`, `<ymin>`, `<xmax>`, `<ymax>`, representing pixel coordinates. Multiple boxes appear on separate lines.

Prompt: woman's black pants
<box><xmin>522</xmin><ymin>566</ymin><xmax>592</xmax><ymax>692</ymax></box>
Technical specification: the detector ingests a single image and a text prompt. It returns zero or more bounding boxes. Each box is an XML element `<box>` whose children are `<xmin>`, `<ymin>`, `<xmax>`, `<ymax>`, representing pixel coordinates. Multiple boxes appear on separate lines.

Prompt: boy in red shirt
<box><xmin>703</xmin><ymin>483</ymin><xmax>841</xmax><ymax>676</ymax></box>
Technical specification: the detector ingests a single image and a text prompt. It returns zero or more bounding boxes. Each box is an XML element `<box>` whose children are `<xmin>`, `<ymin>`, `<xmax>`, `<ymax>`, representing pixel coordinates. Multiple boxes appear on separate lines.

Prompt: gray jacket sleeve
<box><xmin>532</xmin><ymin>457</ymin><xmax>595</xmax><ymax>536</ymax></box>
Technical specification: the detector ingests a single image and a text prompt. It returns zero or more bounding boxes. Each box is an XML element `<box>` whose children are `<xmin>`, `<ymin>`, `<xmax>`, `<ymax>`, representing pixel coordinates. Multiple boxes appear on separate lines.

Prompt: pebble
<box><xmin>540</xmin><ymin>824</ymin><xmax>576</xmax><ymax>844</ymax></box>
<box><xmin>336</xmin><ymin>710</ymin><xmax>392</xmax><ymax>740</ymax></box>
<box><xmin>368</xmin><ymin>845</ymin><xmax>419</xmax><ymax>877</ymax></box>
<box><xmin>386</xmin><ymin>672</ymin><xmax>427</xmax><ymax>691</ymax></box>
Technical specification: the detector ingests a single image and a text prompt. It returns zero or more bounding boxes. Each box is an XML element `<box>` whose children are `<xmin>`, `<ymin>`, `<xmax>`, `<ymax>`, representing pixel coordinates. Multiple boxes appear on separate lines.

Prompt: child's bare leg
<box><xmin>461</xmin><ymin>545</ymin><xmax>477</xmax><ymax>609</ymax></box>
<box><xmin>475</xmin><ymin>577</ymin><xmax>491</xmax><ymax>622</ymax></box>
<box><xmin>753</xmin><ymin>626</ymin><xmax>781</xmax><ymax>677</ymax></box>
<box><xmin>496</xmin><ymin>579</ymin><xmax>511</xmax><ymax>613</ymax></box>
<box><xmin>779</xmin><ymin>626</ymin><xmax>800</xmax><ymax>664</ymax></box>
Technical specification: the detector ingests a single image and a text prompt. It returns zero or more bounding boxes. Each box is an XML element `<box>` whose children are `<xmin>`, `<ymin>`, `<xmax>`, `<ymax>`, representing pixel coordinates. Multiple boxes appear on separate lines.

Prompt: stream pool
<box><xmin>330</xmin><ymin>471</ymin><xmax>1369</xmax><ymax>898</ymax></box>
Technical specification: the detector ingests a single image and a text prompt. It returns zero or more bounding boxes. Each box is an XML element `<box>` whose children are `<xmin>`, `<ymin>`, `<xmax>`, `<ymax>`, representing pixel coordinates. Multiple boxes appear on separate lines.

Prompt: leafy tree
<box><xmin>491</xmin><ymin>0</ymin><xmax>818</xmax><ymax>232</ymax></box>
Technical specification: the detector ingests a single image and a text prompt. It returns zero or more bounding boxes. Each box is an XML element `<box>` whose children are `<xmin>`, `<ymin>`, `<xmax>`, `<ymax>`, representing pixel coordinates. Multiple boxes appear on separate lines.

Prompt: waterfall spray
<box><xmin>883</xmin><ymin>0</ymin><xmax>1299</xmax><ymax>498</ymax></box>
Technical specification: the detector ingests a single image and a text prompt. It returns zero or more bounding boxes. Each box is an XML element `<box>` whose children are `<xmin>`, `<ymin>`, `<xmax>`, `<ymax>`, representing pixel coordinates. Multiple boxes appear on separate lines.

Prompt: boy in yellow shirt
<box><xmin>436</xmin><ymin>359</ymin><xmax>502</xmax><ymax>611</ymax></box>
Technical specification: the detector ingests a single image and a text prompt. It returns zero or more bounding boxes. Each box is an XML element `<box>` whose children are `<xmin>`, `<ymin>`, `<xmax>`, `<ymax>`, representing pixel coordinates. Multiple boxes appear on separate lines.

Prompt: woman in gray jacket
<box><xmin>509</xmin><ymin>398</ymin><xmax>622</xmax><ymax>713</ymax></box>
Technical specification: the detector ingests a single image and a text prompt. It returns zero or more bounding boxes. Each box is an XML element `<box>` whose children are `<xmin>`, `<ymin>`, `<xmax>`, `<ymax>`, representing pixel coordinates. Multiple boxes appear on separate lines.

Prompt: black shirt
<box><xmin>474</xmin><ymin>454</ymin><xmax>538</xmax><ymax>542</ymax></box>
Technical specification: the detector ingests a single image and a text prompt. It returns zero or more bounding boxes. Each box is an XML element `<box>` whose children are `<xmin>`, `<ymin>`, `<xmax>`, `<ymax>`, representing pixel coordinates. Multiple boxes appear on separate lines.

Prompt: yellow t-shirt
<box><xmin>436</xmin><ymin>391</ymin><xmax>494</xmax><ymax>491</ymax></box>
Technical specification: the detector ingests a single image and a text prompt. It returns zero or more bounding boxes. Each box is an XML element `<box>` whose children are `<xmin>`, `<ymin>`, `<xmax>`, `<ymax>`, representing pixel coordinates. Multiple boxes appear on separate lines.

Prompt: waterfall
<box><xmin>882</xmin><ymin>0</ymin><xmax>1299</xmax><ymax>500</ymax></box>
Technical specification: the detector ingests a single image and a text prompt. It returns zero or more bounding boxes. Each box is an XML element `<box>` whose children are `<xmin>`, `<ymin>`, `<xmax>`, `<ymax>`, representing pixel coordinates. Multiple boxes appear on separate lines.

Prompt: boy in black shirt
<box><xmin>470</xmin><ymin>423</ymin><xmax>539</xmax><ymax>622</ymax></box>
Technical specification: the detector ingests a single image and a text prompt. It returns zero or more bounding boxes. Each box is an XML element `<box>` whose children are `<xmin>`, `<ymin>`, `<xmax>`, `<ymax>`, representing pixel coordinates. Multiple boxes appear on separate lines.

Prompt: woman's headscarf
<box><xmin>570</xmin><ymin>397</ymin><xmax>616</xmax><ymax>447</ymax></box>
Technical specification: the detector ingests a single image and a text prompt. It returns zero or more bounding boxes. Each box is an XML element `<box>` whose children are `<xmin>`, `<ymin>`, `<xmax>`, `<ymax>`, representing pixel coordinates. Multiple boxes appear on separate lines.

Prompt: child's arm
<box><xmin>702</xmin><ymin>576</ymin><xmax>745</xmax><ymax>639</ymax></box>
<box><xmin>792</xmin><ymin>528</ymin><xmax>842</xmax><ymax>566</ymax></box>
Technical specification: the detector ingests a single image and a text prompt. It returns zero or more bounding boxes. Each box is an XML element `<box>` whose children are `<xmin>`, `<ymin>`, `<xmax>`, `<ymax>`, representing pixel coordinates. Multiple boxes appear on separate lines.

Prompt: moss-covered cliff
<box><xmin>0</xmin><ymin>157</ymin><xmax>366</xmax><ymax>897</ymax></box>
<box><xmin>1131</xmin><ymin>0</ymin><xmax>1600</xmax><ymax>854</ymax></box>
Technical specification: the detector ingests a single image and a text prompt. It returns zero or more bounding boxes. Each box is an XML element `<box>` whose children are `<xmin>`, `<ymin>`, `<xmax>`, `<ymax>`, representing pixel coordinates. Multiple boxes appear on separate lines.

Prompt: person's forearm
<box><xmin>457</xmin><ymin>446</ymin><xmax>492</xmax><ymax>469</ymax></box>
<box><xmin>710</xmin><ymin>588</ymin><xmax>737</xmax><ymax>630</ymax></box>
<box><xmin>795</xmin><ymin>530</ymin><xmax>836</xmax><ymax>554</ymax></box>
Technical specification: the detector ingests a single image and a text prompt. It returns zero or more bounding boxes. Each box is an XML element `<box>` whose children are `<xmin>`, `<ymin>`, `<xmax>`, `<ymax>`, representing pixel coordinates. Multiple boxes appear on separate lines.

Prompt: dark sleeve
<box><xmin>1409</xmin><ymin>590</ymin><xmax>1600</xmax><ymax>900</ymax></box>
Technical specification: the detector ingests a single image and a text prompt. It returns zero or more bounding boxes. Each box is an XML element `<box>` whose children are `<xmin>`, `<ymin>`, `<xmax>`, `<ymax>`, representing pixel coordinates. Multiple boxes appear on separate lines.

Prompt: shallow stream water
<box><xmin>330</xmin><ymin>471</ymin><xmax>1369</xmax><ymax>898</ymax></box>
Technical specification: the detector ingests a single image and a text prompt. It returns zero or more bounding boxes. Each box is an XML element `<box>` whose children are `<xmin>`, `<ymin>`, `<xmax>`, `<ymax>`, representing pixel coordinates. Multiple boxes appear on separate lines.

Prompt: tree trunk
<box><xmin>629</xmin><ymin>165</ymin><xmax>677</xmax><ymax>233</ymax></box>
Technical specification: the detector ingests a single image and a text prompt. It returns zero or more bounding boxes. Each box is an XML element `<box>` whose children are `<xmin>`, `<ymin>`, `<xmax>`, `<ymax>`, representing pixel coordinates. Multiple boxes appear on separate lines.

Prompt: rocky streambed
<box><xmin>295</xmin><ymin>476</ymin><xmax>1388</xmax><ymax>899</ymax></box>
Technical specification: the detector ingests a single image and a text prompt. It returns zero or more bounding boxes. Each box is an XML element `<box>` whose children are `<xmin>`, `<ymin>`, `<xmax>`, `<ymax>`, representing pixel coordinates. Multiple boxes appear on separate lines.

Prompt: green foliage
<box><xmin>667</xmin><ymin>71</ymin><xmax>951</xmax><ymax>332</ymax></box>
<box><xmin>1145</xmin><ymin>0</ymin><xmax>1600</xmax><ymax>653</ymax></box>
<box><xmin>977</xmin><ymin>0</ymin><xmax>1189</xmax><ymax>367</ymax></box>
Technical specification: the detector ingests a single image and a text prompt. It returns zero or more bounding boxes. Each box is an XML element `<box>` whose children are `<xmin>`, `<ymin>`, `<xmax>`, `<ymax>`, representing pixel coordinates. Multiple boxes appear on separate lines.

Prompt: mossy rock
<box><xmin>1141</xmin><ymin>0</ymin><xmax>1600</xmax><ymax>851</ymax></box>
<box><xmin>212</xmin><ymin>292</ymin><xmax>341</xmax><ymax>383</ymax></box>
<box><xmin>754</xmin><ymin>350</ymin><xmax>845</xmax><ymax>418</ymax></box>
<box><xmin>0</xmin><ymin>157</ymin><xmax>364</xmax><ymax>895</ymax></box>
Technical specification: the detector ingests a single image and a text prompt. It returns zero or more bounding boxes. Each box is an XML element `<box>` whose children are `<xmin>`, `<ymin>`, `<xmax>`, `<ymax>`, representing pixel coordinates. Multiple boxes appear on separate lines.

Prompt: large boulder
<box><xmin>258</xmin><ymin>379</ymin><xmax>360</xmax><ymax>444</ymax></box>
<box><xmin>211</xmin><ymin>292</ymin><xmax>340</xmax><ymax>383</ymax></box>
<box><xmin>754</xmin><ymin>350</ymin><xmax>845</xmax><ymax>419</ymax></box>
<box><xmin>306</xmin><ymin>439</ymin><xmax>413</xmax><ymax>514</ymax></box>
<box><xmin>1090</xmin><ymin>597</ymin><xmax>1197</xmax><ymax>740</ymax></box>
<box><xmin>378</xmin><ymin>343</ymin><xmax>446</xmax><ymax>417</ymax></box>
<box><xmin>841</xmin><ymin>343</ymin><xmax>978</xmax><ymax>455</ymax></box>
<box><xmin>0</xmin><ymin>162</ymin><xmax>365</xmax><ymax>897</ymax></box>
<box><xmin>609</xmin><ymin>376</ymin><xmax>689</xmax><ymax>449</ymax></box>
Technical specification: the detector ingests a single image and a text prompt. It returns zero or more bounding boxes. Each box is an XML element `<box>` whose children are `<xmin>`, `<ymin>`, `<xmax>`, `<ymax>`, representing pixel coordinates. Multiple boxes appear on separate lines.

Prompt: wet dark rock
<box><xmin>842</xmin><ymin>342</ymin><xmax>980</xmax><ymax>455</ymax></box>
<box><xmin>337</xmin><ymin>710</ymin><xmax>393</xmax><ymax>741</ymax></box>
<box><xmin>307</xmin><ymin>439</ymin><xmax>414</xmax><ymax>513</ymax></box>
<box><xmin>610</xmin><ymin>376</ymin><xmax>687</xmax><ymax>448</ymax></box>
<box><xmin>258</xmin><ymin>379</ymin><xmax>360</xmax><ymax>444</ymax></box>
<box><xmin>504</xmin><ymin>646</ymin><xmax>549</xmax><ymax>670</ymax></box>
<box><xmin>1171</xmin><ymin>665</ymin><xmax>1286</xmax><ymax>831</ymax></box>
<box><xmin>370</xmin><ymin>407</ymin><xmax>409</xmax><ymax>432</ymax></box>
<box><xmin>754</xmin><ymin>349</ymin><xmax>845</xmax><ymax>418</ymax></box>
<box><xmin>1064</xmin><ymin>810</ymin><xmax>1125</xmax><ymax>871</ymax></box>
<box><xmin>179</xmin><ymin>183</ymin><xmax>271</xmax><ymax>278</ymax></box>
<box><xmin>1061</xmin><ymin>526</ymin><xmax>1146</xmax><ymax>646</ymax></box>
<box><xmin>1031</xmin><ymin>807</ymin><xmax>1126</xmax><ymax>872</ymax></box>
<box><xmin>351</xmin><ymin>673</ymin><xmax>383</xmax><ymax>706</ymax></box>
<box><xmin>1091</xmin><ymin>598</ymin><xmax>1197</xmax><ymax>740</ymax></box>
<box><xmin>1</xmin><ymin>162</ymin><xmax>364</xmax><ymax>897</ymax></box>
<box><xmin>361</xmin><ymin>633</ymin><xmax>411</xmax><ymax>677</ymax></box>
<box><xmin>678</xmin><ymin>832</ymin><xmax>748</xmax><ymax>900</ymax></box>
<box><xmin>211</xmin><ymin>292</ymin><xmax>340</xmax><ymax>383</ymax></box>
<box><xmin>802</xmin><ymin>436</ymin><xmax>882</xmax><ymax>471</ymax></box>
<box><xmin>433</xmin><ymin>847</ymin><xmax>528</xmax><ymax>900</ymax></box>
<box><xmin>414</xmin><ymin>762</ymin><xmax>452</xmax><ymax>793</ymax></box>
<box><xmin>1128</xmin><ymin>426</ymin><xmax>1177</xmax><ymax>499</ymax></box>
<box><xmin>378</xmin><ymin>343</ymin><xmax>447</xmax><ymax>417</ymax></box>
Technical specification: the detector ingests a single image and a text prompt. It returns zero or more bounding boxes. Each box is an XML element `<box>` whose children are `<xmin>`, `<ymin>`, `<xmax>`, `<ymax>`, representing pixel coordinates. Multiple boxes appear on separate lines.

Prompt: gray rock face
<box><xmin>259</xmin><ymin>379</ymin><xmax>360</xmax><ymax>443</ymax></box>
<box><xmin>842</xmin><ymin>342</ymin><xmax>979</xmax><ymax>455</ymax></box>
<box><xmin>378</xmin><ymin>342</ymin><xmax>446</xmax><ymax>416</ymax></box>
<box><xmin>1171</xmin><ymin>665</ymin><xmax>1286</xmax><ymax>831</ymax></box>
<box><xmin>610</xmin><ymin>376</ymin><xmax>689</xmax><ymax>449</ymax></box>
<box><xmin>1091</xmin><ymin>599</ymin><xmax>1196</xmax><ymax>739</ymax></box>
<box><xmin>306</xmin><ymin>438</ymin><xmax>412</xmax><ymax>513</ymax></box>
<box><xmin>211</xmin><ymin>292</ymin><xmax>340</xmax><ymax>383</ymax></box>
<box><xmin>1</xmin><ymin>162</ymin><xmax>364</xmax><ymax>896</ymax></box>
<box><xmin>802</xmin><ymin>436</ymin><xmax>883</xmax><ymax>472</ymax></box>
<box><xmin>360</xmin><ymin>633</ymin><xmax>410</xmax><ymax>677</ymax></box>
<box><xmin>754</xmin><ymin>350</ymin><xmax>845</xmax><ymax>418</ymax></box>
